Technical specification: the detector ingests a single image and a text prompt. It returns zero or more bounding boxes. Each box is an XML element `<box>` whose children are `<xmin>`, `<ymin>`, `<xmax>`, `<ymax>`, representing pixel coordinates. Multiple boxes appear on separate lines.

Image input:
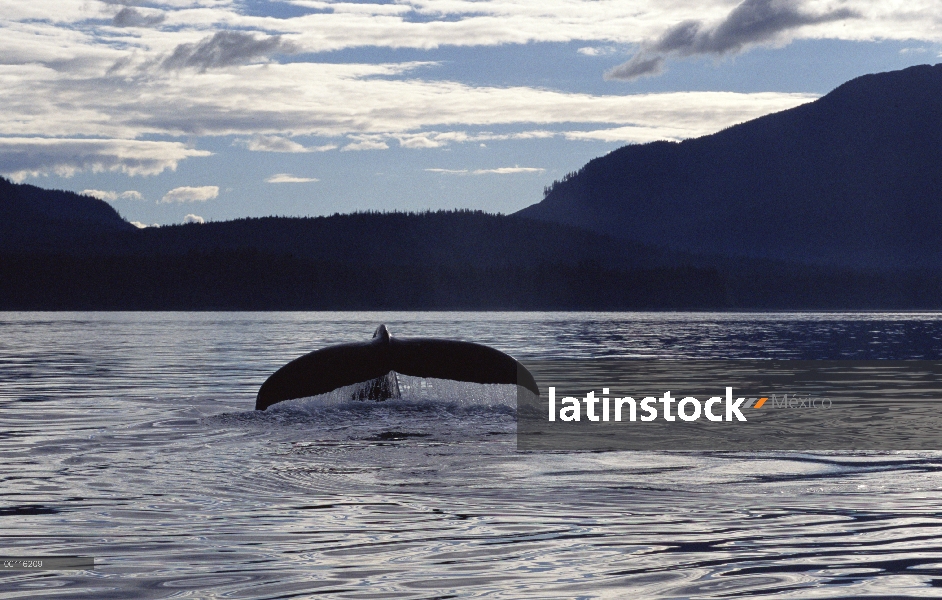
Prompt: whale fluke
<box><xmin>255</xmin><ymin>324</ymin><xmax>540</xmax><ymax>410</ymax></box>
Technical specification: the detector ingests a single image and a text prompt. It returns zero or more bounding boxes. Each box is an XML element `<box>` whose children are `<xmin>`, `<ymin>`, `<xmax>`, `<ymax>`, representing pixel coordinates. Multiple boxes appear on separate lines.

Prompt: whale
<box><xmin>255</xmin><ymin>324</ymin><xmax>540</xmax><ymax>410</ymax></box>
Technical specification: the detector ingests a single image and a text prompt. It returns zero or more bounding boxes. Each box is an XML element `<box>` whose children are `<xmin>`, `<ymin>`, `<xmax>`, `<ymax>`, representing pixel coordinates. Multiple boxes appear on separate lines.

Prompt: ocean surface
<box><xmin>3</xmin><ymin>312</ymin><xmax>942</xmax><ymax>598</ymax></box>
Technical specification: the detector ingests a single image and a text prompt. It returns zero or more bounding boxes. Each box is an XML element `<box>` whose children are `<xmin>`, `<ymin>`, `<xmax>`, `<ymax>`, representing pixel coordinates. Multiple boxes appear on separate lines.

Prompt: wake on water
<box><xmin>208</xmin><ymin>376</ymin><xmax>521</xmax><ymax>442</ymax></box>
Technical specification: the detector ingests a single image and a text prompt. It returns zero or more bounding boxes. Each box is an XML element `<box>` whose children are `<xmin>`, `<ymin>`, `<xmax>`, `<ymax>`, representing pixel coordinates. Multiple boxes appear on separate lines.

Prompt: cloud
<box><xmin>0</xmin><ymin>42</ymin><xmax>816</xmax><ymax>144</ymax></box>
<box><xmin>279</xmin><ymin>1</ymin><xmax>721</xmax><ymax>52</ymax></box>
<box><xmin>425</xmin><ymin>122</ymin><xmax>774</xmax><ymax>147</ymax></box>
<box><xmin>237</xmin><ymin>135</ymin><xmax>336</xmax><ymax>153</ymax></box>
<box><xmin>396</xmin><ymin>130</ymin><xmax>555</xmax><ymax>147</ymax></box>
<box><xmin>160</xmin><ymin>186</ymin><xmax>219</xmax><ymax>203</ymax></box>
<box><xmin>607</xmin><ymin>0</ymin><xmax>859</xmax><ymax>80</ymax></box>
<box><xmin>426</xmin><ymin>166</ymin><xmax>544</xmax><ymax>175</ymax></box>
<box><xmin>61</xmin><ymin>1</ymin><xmax>937</xmax><ymax>57</ymax></box>
<box><xmin>0</xmin><ymin>9</ymin><xmax>825</xmax><ymax>155</ymax></box>
<box><xmin>183</xmin><ymin>214</ymin><xmax>205</xmax><ymax>224</ymax></box>
<box><xmin>605</xmin><ymin>55</ymin><xmax>666</xmax><ymax>80</ymax></box>
<box><xmin>577</xmin><ymin>46</ymin><xmax>615</xmax><ymax>56</ymax></box>
<box><xmin>81</xmin><ymin>189</ymin><xmax>144</xmax><ymax>201</ymax></box>
<box><xmin>0</xmin><ymin>63</ymin><xmax>816</xmax><ymax>152</ymax></box>
<box><xmin>341</xmin><ymin>139</ymin><xmax>390</xmax><ymax>151</ymax></box>
<box><xmin>162</xmin><ymin>31</ymin><xmax>300</xmax><ymax>71</ymax></box>
<box><xmin>403</xmin><ymin>130</ymin><xmax>555</xmax><ymax>147</ymax></box>
<box><xmin>130</xmin><ymin>221</ymin><xmax>148</xmax><ymax>228</ymax></box>
<box><xmin>562</xmin><ymin>124</ymin><xmax>709</xmax><ymax>144</ymax></box>
<box><xmin>112</xmin><ymin>7</ymin><xmax>165</xmax><ymax>28</ymax></box>
<box><xmin>1</xmin><ymin>1</ymin><xmax>939</xmax><ymax>61</ymax></box>
<box><xmin>265</xmin><ymin>173</ymin><xmax>319</xmax><ymax>183</ymax></box>
<box><xmin>397</xmin><ymin>135</ymin><xmax>444</xmax><ymax>149</ymax></box>
<box><xmin>98</xmin><ymin>0</ymin><xmax>152</xmax><ymax>6</ymax></box>
<box><xmin>426</xmin><ymin>168</ymin><xmax>470</xmax><ymax>175</ymax></box>
<box><xmin>0</xmin><ymin>138</ymin><xmax>211</xmax><ymax>181</ymax></box>
<box><xmin>473</xmin><ymin>167</ymin><xmax>544</xmax><ymax>174</ymax></box>
<box><xmin>82</xmin><ymin>189</ymin><xmax>118</xmax><ymax>201</ymax></box>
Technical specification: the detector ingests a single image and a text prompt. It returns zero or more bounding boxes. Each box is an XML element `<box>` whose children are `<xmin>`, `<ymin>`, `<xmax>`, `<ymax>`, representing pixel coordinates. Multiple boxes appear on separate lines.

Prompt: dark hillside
<box><xmin>519</xmin><ymin>64</ymin><xmax>942</xmax><ymax>270</ymax></box>
<box><xmin>3</xmin><ymin>164</ymin><xmax>942</xmax><ymax>309</ymax></box>
<box><xmin>0</xmin><ymin>177</ymin><xmax>134</xmax><ymax>252</ymax></box>
<box><xmin>123</xmin><ymin>212</ymin><xmax>671</xmax><ymax>270</ymax></box>
<box><xmin>0</xmin><ymin>185</ymin><xmax>729</xmax><ymax>308</ymax></box>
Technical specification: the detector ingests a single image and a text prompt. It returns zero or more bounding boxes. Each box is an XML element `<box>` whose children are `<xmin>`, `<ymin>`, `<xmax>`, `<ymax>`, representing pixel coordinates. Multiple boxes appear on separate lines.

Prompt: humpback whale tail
<box><xmin>255</xmin><ymin>324</ymin><xmax>539</xmax><ymax>410</ymax></box>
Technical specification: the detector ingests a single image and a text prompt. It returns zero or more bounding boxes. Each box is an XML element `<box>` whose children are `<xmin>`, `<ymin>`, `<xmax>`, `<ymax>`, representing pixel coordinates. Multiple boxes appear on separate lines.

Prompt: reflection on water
<box><xmin>2</xmin><ymin>312</ymin><xmax>942</xmax><ymax>598</ymax></box>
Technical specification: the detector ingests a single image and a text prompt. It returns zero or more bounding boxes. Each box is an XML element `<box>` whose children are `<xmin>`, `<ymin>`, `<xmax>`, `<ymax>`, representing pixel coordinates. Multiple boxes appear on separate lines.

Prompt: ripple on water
<box><xmin>4</xmin><ymin>312</ymin><xmax>942</xmax><ymax>598</ymax></box>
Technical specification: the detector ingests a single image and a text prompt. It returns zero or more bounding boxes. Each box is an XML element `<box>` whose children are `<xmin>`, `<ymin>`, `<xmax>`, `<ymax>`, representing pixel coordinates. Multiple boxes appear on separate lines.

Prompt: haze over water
<box><xmin>3</xmin><ymin>312</ymin><xmax>942</xmax><ymax>598</ymax></box>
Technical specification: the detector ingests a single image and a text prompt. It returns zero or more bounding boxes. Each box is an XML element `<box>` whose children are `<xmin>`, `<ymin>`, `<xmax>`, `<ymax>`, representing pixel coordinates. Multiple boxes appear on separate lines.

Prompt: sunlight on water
<box><xmin>2</xmin><ymin>312</ymin><xmax>942</xmax><ymax>598</ymax></box>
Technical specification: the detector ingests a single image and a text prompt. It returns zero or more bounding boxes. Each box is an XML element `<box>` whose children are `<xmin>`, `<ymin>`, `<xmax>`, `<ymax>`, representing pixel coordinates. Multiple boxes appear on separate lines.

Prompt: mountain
<box><xmin>3</xmin><ymin>158</ymin><xmax>942</xmax><ymax>309</ymax></box>
<box><xmin>517</xmin><ymin>64</ymin><xmax>942</xmax><ymax>270</ymax></box>
<box><xmin>0</xmin><ymin>177</ymin><xmax>135</xmax><ymax>245</ymax></box>
<box><xmin>0</xmin><ymin>184</ymin><xmax>727</xmax><ymax>309</ymax></box>
<box><xmin>114</xmin><ymin>212</ymin><xmax>673</xmax><ymax>270</ymax></box>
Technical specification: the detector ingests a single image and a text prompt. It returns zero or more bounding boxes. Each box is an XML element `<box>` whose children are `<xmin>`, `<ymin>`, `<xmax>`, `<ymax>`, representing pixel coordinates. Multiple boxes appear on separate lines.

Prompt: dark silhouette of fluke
<box><xmin>255</xmin><ymin>325</ymin><xmax>539</xmax><ymax>410</ymax></box>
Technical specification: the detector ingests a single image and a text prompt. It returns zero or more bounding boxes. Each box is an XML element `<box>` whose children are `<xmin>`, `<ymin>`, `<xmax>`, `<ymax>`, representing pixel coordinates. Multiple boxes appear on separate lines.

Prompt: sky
<box><xmin>2</xmin><ymin>0</ymin><xmax>941</xmax><ymax>227</ymax></box>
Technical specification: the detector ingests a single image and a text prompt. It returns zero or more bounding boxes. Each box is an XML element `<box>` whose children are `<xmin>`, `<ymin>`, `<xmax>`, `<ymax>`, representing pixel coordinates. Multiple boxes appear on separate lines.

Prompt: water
<box><xmin>2</xmin><ymin>312</ymin><xmax>942</xmax><ymax>598</ymax></box>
